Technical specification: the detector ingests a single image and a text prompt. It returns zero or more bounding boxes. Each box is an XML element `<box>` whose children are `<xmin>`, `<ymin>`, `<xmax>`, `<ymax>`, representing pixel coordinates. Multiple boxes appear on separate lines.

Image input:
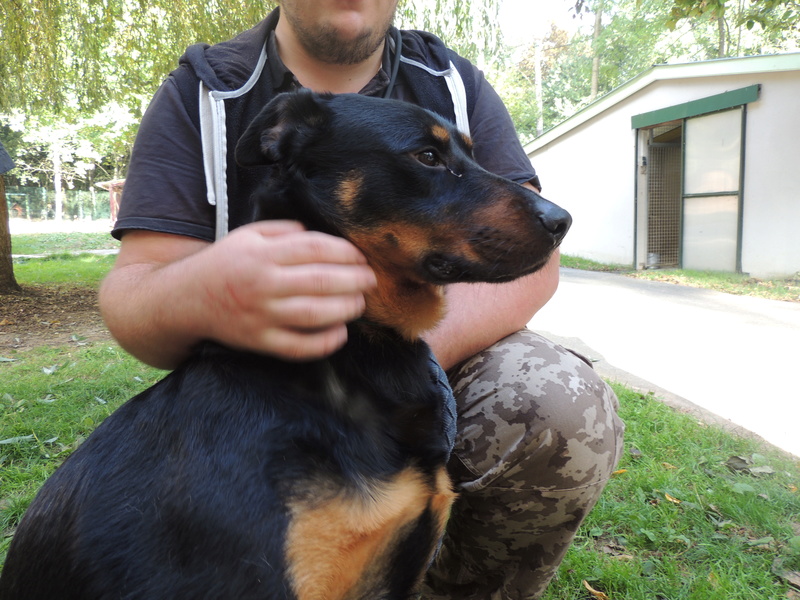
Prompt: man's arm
<box><xmin>424</xmin><ymin>252</ymin><xmax>559</xmax><ymax>371</ymax></box>
<box><xmin>99</xmin><ymin>221</ymin><xmax>376</xmax><ymax>370</ymax></box>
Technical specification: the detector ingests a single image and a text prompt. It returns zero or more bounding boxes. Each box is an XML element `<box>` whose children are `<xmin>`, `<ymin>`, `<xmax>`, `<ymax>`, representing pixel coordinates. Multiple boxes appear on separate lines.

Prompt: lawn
<box><xmin>10</xmin><ymin>232</ymin><xmax>119</xmax><ymax>256</ymax></box>
<box><xmin>1</xmin><ymin>234</ymin><xmax>799</xmax><ymax>598</ymax></box>
<box><xmin>560</xmin><ymin>254</ymin><xmax>800</xmax><ymax>304</ymax></box>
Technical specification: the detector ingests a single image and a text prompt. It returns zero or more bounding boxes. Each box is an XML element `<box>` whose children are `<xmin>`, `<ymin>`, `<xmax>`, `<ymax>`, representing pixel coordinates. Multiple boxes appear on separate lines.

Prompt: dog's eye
<box><xmin>415</xmin><ymin>150</ymin><xmax>442</xmax><ymax>168</ymax></box>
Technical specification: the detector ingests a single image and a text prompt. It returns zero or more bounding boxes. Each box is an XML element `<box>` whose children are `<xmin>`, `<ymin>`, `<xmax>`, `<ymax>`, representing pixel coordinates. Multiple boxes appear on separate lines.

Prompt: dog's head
<box><xmin>236</xmin><ymin>91</ymin><xmax>571</xmax><ymax>338</ymax></box>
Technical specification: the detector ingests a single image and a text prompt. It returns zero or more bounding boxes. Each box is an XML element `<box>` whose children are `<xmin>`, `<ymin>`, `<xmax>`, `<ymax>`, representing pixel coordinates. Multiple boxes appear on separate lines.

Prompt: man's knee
<box><xmin>446</xmin><ymin>329</ymin><xmax>624</xmax><ymax>492</ymax></box>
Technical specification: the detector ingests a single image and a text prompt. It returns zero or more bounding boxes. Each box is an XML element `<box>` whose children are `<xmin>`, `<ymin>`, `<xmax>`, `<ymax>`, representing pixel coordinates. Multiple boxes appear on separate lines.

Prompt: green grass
<box><xmin>10</xmin><ymin>232</ymin><xmax>119</xmax><ymax>256</ymax></box>
<box><xmin>1</xmin><ymin>344</ymin><xmax>164</xmax><ymax>560</ymax></box>
<box><xmin>560</xmin><ymin>254</ymin><xmax>632</xmax><ymax>273</ymax></box>
<box><xmin>561</xmin><ymin>254</ymin><xmax>800</xmax><ymax>303</ymax></box>
<box><xmin>542</xmin><ymin>384</ymin><xmax>800</xmax><ymax>600</ymax></box>
<box><xmin>10</xmin><ymin>231</ymin><xmax>119</xmax><ymax>289</ymax></box>
<box><xmin>630</xmin><ymin>268</ymin><xmax>800</xmax><ymax>303</ymax></box>
<box><xmin>12</xmin><ymin>253</ymin><xmax>117</xmax><ymax>288</ymax></box>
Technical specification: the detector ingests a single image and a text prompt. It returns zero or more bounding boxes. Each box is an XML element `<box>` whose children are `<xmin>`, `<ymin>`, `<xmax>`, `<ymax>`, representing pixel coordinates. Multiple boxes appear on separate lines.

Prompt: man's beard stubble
<box><xmin>284</xmin><ymin>12</ymin><xmax>393</xmax><ymax>65</ymax></box>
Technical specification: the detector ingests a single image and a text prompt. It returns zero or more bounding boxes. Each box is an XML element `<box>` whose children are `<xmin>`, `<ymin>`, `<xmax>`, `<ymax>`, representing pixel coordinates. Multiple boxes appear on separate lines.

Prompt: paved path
<box><xmin>528</xmin><ymin>268</ymin><xmax>800</xmax><ymax>458</ymax></box>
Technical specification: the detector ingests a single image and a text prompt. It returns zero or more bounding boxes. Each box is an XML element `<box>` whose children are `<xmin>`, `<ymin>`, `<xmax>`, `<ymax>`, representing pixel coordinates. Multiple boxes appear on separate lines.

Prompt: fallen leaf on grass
<box><xmin>600</xmin><ymin>544</ymin><xmax>634</xmax><ymax>560</ymax></box>
<box><xmin>612</xmin><ymin>469</ymin><xmax>628</xmax><ymax>476</ymax></box>
<box><xmin>665</xmin><ymin>493</ymin><xmax>682</xmax><ymax>504</ymax></box>
<box><xmin>726</xmin><ymin>454</ymin><xmax>777</xmax><ymax>476</ymax></box>
<box><xmin>731</xmin><ymin>482</ymin><xmax>757</xmax><ymax>494</ymax></box>
<box><xmin>0</xmin><ymin>318</ymin><xmax>14</xmax><ymax>326</ymax></box>
<box><xmin>583</xmin><ymin>580</ymin><xmax>610</xmax><ymax>600</ymax></box>
<box><xmin>727</xmin><ymin>455</ymin><xmax>751</xmax><ymax>471</ymax></box>
<box><xmin>747</xmin><ymin>536</ymin><xmax>775</xmax><ymax>549</ymax></box>
<box><xmin>772</xmin><ymin>558</ymin><xmax>800</xmax><ymax>590</ymax></box>
<box><xmin>0</xmin><ymin>435</ymin><xmax>35</xmax><ymax>445</ymax></box>
<box><xmin>662</xmin><ymin>462</ymin><xmax>677</xmax><ymax>470</ymax></box>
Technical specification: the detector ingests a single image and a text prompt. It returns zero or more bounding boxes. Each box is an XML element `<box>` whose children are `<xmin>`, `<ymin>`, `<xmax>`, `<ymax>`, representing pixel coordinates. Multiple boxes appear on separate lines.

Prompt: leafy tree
<box><xmin>666</xmin><ymin>0</ymin><xmax>800</xmax><ymax>31</ymax></box>
<box><xmin>2</xmin><ymin>104</ymin><xmax>136</xmax><ymax>221</ymax></box>
<box><xmin>1</xmin><ymin>0</ymin><xmax>504</xmax><ymax>114</ymax></box>
<box><xmin>1</xmin><ymin>0</ymin><xmax>275</xmax><ymax>112</ymax></box>
<box><xmin>497</xmin><ymin>0</ymin><xmax>800</xmax><ymax>141</ymax></box>
<box><xmin>398</xmin><ymin>0</ymin><xmax>502</xmax><ymax>66</ymax></box>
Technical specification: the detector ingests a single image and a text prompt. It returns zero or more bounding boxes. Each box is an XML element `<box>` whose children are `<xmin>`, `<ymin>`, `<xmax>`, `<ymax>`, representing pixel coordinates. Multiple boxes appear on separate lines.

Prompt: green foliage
<box><xmin>493</xmin><ymin>0</ymin><xmax>800</xmax><ymax>139</ymax></box>
<box><xmin>667</xmin><ymin>0</ymin><xmax>800</xmax><ymax>32</ymax></box>
<box><xmin>1</xmin><ymin>0</ymin><xmax>276</xmax><ymax>112</ymax></box>
<box><xmin>6</xmin><ymin>185</ymin><xmax>115</xmax><ymax>221</ymax></box>
<box><xmin>560</xmin><ymin>254</ymin><xmax>631</xmax><ymax>272</ymax></box>
<box><xmin>398</xmin><ymin>0</ymin><xmax>502</xmax><ymax>65</ymax></box>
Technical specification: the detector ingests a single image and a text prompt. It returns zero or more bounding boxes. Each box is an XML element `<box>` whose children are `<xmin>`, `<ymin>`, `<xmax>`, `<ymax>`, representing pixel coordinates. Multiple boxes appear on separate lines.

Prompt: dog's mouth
<box><xmin>420</xmin><ymin>250</ymin><xmax>556</xmax><ymax>284</ymax></box>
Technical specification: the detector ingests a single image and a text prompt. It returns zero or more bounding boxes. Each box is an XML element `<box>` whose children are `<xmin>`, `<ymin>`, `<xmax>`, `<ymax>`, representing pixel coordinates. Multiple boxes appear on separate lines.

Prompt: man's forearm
<box><xmin>99</xmin><ymin>260</ymin><xmax>210</xmax><ymax>370</ymax></box>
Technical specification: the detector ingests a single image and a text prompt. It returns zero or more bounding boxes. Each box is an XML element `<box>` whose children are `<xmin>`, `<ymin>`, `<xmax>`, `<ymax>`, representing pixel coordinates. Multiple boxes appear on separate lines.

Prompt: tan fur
<box><xmin>336</xmin><ymin>173</ymin><xmax>363</xmax><ymax>213</ymax></box>
<box><xmin>430</xmin><ymin>124</ymin><xmax>450</xmax><ymax>145</ymax></box>
<box><xmin>285</xmin><ymin>468</ymin><xmax>451</xmax><ymax>600</ymax></box>
<box><xmin>347</xmin><ymin>225</ymin><xmax>448</xmax><ymax>339</ymax></box>
<box><xmin>365</xmin><ymin>263</ymin><xmax>446</xmax><ymax>339</ymax></box>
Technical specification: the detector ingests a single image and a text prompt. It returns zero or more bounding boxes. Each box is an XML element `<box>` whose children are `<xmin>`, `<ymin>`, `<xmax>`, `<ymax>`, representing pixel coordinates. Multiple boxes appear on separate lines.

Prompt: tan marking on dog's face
<box><xmin>430</xmin><ymin>124</ymin><xmax>450</xmax><ymax>145</ymax></box>
<box><xmin>347</xmin><ymin>224</ymin><xmax>449</xmax><ymax>338</ymax></box>
<box><xmin>345</xmin><ymin>219</ymin><xmax>502</xmax><ymax>337</ymax></box>
<box><xmin>285</xmin><ymin>468</ymin><xmax>446</xmax><ymax>600</ymax></box>
<box><xmin>460</xmin><ymin>132</ymin><xmax>473</xmax><ymax>151</ymax></box>
<box><xmin>336</xmin><ymin>172</ymin><xmax>364</xmax><ymax>214</ymax></box>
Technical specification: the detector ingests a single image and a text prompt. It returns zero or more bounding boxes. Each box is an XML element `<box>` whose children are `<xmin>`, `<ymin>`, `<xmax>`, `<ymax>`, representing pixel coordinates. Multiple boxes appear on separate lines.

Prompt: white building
<box><xmin>525</xmin><ymin>53</ymin><xmax>800</xmax><ymax>278</ymax></box>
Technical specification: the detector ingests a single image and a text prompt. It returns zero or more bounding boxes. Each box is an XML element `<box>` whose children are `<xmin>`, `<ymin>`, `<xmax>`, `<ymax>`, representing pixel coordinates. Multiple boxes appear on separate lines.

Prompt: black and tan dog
<box><xmin>0</xmin><ymin>91</ymin><xmax>571</xmax><ymax>600</ymax></box>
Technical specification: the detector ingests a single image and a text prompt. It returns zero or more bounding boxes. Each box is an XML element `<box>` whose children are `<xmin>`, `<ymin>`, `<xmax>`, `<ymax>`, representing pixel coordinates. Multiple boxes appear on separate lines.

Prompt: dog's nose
<box><xmin>538</xmin><ymin>203</ymin><xmax>572</xmax><ymax>241</ymax></box>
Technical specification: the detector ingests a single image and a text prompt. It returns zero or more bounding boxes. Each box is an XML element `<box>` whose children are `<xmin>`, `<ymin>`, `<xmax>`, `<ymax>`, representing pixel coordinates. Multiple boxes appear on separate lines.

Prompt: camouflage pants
<box><xmin>422</xmin><ymin>329</ymin><xmax>625</xmax><ymax>600</ymax></box>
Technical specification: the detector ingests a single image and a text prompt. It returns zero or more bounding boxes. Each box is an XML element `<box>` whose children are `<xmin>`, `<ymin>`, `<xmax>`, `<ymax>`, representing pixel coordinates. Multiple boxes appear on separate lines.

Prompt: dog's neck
<box><xmin>359</xmin><ymin>268</ymin><xmax>446</xmax><ymax>341</ymax></box>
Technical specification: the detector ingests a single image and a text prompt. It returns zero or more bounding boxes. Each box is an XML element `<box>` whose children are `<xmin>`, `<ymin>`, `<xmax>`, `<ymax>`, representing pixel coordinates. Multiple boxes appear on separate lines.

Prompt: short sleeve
<box><xmin>113</xmin><ymin>79</ymin><xmax>216</xmax><ymax>241</ymax></box>
<box><xmin>467</xmin><ymin>69</ymin><xmax>542</xmax><ymax>190</ymax></box>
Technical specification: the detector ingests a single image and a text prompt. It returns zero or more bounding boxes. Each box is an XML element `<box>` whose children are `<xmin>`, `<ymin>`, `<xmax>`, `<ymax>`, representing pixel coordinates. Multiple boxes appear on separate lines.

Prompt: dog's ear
<box><xmin>235</xmin><ymin>91</ymin><xmax>332</xmax><ymax>166</ymax></box>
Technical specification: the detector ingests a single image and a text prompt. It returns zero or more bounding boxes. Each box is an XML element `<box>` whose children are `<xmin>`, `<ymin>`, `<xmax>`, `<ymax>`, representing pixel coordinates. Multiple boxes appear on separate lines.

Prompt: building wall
<box><xmin>739</xmin><ymin>71</ymin><xmax>800</xmax><ymax>277</ymax></box>
<box><xmin>529</xmin><ymin>63</ymin><xmax>800</xmax><ymax>277</ymax></box>
<box><xmin>528</xmin><ymin>101</ymin><xmax>637</xmax><ymax>266</ymax></box>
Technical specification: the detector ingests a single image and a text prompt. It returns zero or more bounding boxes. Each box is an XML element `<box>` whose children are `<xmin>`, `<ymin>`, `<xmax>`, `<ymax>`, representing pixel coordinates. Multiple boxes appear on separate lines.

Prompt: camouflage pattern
<box><xmin>422</xmin><ymin>329</ymin><xmax>624</xmax><ymax>600</ymax></box>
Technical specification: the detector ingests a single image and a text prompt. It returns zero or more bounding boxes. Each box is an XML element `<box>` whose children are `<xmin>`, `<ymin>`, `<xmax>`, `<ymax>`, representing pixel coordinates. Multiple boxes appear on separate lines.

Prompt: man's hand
<box><xmin>99</xmin><ymin>221</ymin><xmax>376</xmax><ymax>369</ymax></box>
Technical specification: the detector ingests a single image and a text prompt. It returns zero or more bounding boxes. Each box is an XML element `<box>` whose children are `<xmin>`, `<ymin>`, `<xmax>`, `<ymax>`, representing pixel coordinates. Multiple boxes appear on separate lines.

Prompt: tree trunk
<box><xmin>53</xmin><ymin>146</ymin><xmax>64</xmax><ymax>221</ymax></box>
<box><xmin>0</xmin><ymin>174</ymin><xmax>21</xmax><ymax>294</ymax></box>
<box><xmin>534</xmin><ymin>40</ymin><xmax>544</xmax><ymax>136</ymax></box>
<box><xmin>717</xmin><ymin>14</ymin><xmax>726</xmax><ymax>57</ymax></box>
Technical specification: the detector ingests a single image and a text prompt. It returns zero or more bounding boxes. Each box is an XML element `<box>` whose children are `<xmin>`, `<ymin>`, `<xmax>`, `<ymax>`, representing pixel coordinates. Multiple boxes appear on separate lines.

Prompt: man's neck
<box><xmin>274</xmin><ymin>19</ymin><xmax>385</xmax><ymax>95</ymax></box>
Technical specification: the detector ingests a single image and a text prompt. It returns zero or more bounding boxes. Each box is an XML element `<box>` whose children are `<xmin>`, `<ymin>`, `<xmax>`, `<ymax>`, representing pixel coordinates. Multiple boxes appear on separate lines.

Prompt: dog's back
<box><xmin>0</xmin><ymin>91</ymin><xmax>570</xmax><ymax>599</ymax></box>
